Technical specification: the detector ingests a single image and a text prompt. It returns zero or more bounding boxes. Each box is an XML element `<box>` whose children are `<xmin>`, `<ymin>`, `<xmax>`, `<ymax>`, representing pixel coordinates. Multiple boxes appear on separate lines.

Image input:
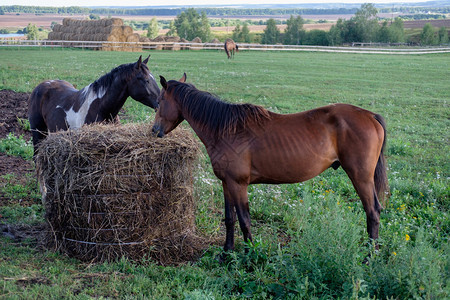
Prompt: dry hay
<box><xmin>49</xmin><ymin>18</ymin><xmax>141</xmax><ymax>51</ymax></box>
<box><xmin>35</xmin><ymin>123</ymin><xmax>207</xmax><ymax>265</ymax></box>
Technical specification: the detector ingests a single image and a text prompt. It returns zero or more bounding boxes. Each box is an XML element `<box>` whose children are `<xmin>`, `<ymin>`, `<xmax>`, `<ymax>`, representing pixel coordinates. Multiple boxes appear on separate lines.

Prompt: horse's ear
<box><xmin>160</xmin><ymin>76</ymin><xmax>168</xmax><ymax>89</ymax></box>
<box><xmin>136</xmin><ymin>55</ymin><xmax>143</xmax><ymax>69</ymax></box>
<box><xmin>143</xmin><ymin>55</ymin><xmax>150</xmax><ymax>65</ymax></box>
<box><xmin>179</xmin><ymin>73</ymin><xmax>187</xmax><ymax>83</ymax></box>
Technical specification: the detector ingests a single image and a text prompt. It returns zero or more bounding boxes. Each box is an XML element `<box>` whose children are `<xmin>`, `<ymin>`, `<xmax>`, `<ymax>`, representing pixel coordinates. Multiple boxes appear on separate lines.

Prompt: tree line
<box><xmin>1</xmin><ymin>4</ymin><xmax>449</xmax><ymax>17</ymax></box>
<box><xmin>259</xmin><ymin>4</ymin><xmax>449</xmax><ymax>46</ymax></box>
<box><xmin>158</xmin><ymin>5</ymin><xmax>448</xmax><ymax>46</ymax></box>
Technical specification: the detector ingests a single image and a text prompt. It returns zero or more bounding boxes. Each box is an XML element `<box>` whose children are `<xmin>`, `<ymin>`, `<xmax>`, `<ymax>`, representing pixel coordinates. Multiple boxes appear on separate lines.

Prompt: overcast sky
<box><xmin>1</xmin><ymin>0</ymin><xmax>431</xmax><ymax>8</ymax></box>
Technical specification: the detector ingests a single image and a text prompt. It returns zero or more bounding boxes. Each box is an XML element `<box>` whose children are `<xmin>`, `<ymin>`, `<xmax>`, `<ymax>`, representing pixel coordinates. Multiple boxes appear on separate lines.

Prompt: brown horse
<box><xmin>152</xmin><ymin>74</ymin><xmax>388</xmax><ymax>253</ymax></box>
<box><xmin>28</xmin><ymin>55</ymin><xmax>160</xmax><ymax>153</ymax></box>
<box><xmin>224</xmin><ymin>38</ymin><xmax>238</xmax><ymax>59</ymax></box>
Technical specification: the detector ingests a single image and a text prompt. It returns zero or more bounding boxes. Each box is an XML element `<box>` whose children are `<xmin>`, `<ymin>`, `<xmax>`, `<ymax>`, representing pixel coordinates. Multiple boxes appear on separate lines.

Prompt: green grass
<box><xmin>0</xmin><ymin>133</ymin><xmax>33</xmax><ymax>160</ymax></box>
<box><xmin>0</xmin><ymin>47</ymin><xmax>448</xmax><ymax>299</ymax></box>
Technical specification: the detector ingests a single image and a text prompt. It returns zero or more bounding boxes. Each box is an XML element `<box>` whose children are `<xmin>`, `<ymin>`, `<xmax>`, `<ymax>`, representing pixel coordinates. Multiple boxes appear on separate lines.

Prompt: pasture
<box><xmin>0</xmin><ymin>47</ymin><xmax>448</xmax><ymax>299</ymax></box>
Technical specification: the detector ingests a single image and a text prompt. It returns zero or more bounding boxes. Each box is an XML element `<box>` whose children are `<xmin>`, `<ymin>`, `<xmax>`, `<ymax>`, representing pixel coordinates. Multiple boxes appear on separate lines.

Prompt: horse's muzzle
<box><xmin>151</xmin><ymin>124</ymin><xmax>164</xmax><ymax>138</ymax></box>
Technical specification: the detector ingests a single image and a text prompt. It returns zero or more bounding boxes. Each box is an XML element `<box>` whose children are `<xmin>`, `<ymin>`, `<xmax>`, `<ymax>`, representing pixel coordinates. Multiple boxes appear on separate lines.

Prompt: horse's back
<box><xmin>29</xmin><ymin>80</ymin><xmax>78</xmax><ymax>132</ymax></box>
<box><xmin>30</xmin><ymin>80</ymin><xmax>76</xmax><ymax>105</ymax></box>
<box><xmin>247</xmin><ymin>103</ymin><xmax>384</xmax><ymax>183</ymax></box>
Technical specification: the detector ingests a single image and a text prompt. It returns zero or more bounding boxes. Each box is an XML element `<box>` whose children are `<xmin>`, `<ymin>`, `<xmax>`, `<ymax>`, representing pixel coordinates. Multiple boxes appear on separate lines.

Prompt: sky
<box><xmin>1</xmin><ymin>0</ymin><xmax>432</xmax><ymax>8</ymax></box>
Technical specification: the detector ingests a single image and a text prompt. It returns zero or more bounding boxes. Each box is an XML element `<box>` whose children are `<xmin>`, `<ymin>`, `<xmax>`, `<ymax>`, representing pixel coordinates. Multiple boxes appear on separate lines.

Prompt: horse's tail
<box><xmin>236</xmin><ymin>44</ymin><xmax>239</xmax><ymax>52</ymax></box>
<box><xmin>374</xmin><ymin>114</ymin><xmax>389</xmax><ymax>207</ymax></box>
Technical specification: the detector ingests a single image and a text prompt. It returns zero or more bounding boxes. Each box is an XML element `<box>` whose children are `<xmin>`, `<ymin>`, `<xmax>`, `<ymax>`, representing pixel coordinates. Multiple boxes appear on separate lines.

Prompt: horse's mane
<box><xmin>167</xmin><ymin>81</ymin><xmax>271</xmax><ymax>137</ymax></box>
<box><xmin>91</xmin><ymin>62</ymin><xmax>147</xmax><ymax>94</ymax></box>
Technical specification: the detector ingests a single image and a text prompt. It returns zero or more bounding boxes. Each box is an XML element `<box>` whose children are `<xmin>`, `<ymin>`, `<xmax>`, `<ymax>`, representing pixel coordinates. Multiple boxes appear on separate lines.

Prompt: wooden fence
<box><xmin>1</xmin><ymin>39</ymin><xmax>449</xmax><ymax>54</ymax></box>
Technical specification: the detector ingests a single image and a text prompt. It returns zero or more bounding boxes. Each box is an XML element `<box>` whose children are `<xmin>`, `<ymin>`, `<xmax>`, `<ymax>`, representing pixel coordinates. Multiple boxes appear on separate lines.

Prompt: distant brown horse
<box><xmin>153</xmin><ymin>74</ymin><xmax>388</xmax><ymax>253</ymax></box>
<box><xmin>224</xmin><ymin>38</ymin><xmax>238</xmax><ymax>59</ymax></box>
<box><xmin>28</xmin><ymin>55</ymin><xmax>160</xmax><ymax>153</ymax></box>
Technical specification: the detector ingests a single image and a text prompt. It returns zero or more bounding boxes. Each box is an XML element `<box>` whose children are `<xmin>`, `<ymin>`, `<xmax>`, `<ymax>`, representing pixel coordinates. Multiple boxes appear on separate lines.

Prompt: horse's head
<box><xmin>152</xmin><ymin>73</ymin><xmax>187</xmax><ymax>138</ymax></box>
<box><xmin>128</xmin><ymin>55</ymin><xmax>160</xmax><ymax>110</ymax></box>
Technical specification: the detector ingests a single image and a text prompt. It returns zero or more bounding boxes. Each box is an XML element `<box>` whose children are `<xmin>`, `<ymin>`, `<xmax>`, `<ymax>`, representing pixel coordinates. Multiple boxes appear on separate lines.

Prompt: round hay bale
<box><xmin>36</xmin><ymin>123</ymin><xmax>205</xmax><ymax>264</ymax></box>
<box><xmin>52</xmin><ymin>24</ymin><xmax>63</xmax><ymax>32</ymax></box>
<box><xmin>126</xmin><ymin>33</ymin><xmax>140</xmax><ymax>43</ymax></box>
<box><xmin>47</xmin><ymin>32</ymin><xmax>57</xmax><ymax>40</ymax></box>
<box><xmin>62</xmin><ymin>18</ymin><xmax>71</xmax><ymax>26</ymax></box>
<box><xmin>153</xmin><ymin>35</ymin><xmax>165</xmax><ymax>42</ymax></box>
<box><xmin>122</xmin><ymin>26</ymin><xmax>133</xmax><ymax>37</ymax></box>
<box><xmin>192</xmin><ymin>37</ymin><xmax>202</xmax><ymax>43</ymax></box>
<box><xmin>104</xmin><ymin>18</ymin><xmax>124</xmax><ymax>26</ymax></box>
<box><xmin>139</xmin><ymin>36</ymin><xmax>150</xmax><ymax>43</ymax></box>
<box><xmin>106</xmin><ymin>25</ymin><xmax>123</xmax><ymax>36</ymax></box>
<box><xmin>165</xmin><ymin>36</ymin><xmax>181</xmax><ymax>43</ymax></box>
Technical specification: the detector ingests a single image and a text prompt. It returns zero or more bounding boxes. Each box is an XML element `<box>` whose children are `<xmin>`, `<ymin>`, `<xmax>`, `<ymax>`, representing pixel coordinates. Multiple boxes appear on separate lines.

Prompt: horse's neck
<box><xmin>181</xmin><ymin>105</ymin><xmax>217</xmax><ymax>151</ymax></box>
<box><xmin>96</xmin><ymin>78</ymin><xmax>129</xmax><ymax>119</ymax></box>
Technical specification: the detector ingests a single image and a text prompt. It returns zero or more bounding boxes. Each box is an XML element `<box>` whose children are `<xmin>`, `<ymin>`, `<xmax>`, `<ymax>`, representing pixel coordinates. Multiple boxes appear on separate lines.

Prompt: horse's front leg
<box><xmin>222</xmin><ymin>181</ymin><xmax>252</xmax><ymax>252</ymax></box>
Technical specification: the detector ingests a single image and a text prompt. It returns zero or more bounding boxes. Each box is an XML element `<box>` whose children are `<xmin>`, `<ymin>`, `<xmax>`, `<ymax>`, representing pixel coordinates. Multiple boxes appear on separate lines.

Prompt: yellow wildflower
<box><xmin>405</xmin><ymin>234</ymin><xmax>410</xmax><ymax>241</ymax></box>
<box><xmin>392</xmin><ymin>252</ymin><xmax>397</xmax><ymax>256</ymax></box>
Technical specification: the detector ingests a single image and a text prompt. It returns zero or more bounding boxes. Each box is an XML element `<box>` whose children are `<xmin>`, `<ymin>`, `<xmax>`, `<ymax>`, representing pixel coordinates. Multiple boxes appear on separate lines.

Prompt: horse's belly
<box><xmin>249</xmin><ymin>134</ymin><xmax>337</xmax><ymax>184</ymax></box>
<box><xmin>250</xmin><ymin>155</ymin><xmax>332</xmax><ymax>184</ymax></box>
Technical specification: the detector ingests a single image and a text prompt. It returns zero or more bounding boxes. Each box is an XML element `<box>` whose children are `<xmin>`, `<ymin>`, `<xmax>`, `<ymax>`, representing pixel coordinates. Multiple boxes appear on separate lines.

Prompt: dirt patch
<box><xmin>0</xmin><ymin>90</ymin><xmax>34</xmax><ymax>205</ymax></box>
<box><xmin>0</xmin><ymin>89</ymin><xmax>31</xmax><ymax>140</ymax></box>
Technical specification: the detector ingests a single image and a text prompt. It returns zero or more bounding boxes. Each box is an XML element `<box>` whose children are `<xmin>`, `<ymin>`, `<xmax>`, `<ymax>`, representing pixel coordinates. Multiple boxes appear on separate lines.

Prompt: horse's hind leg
<box><xmin>29</xmin><ymin>114</ymin><xmax>47</xmax><ymax>155</ymax></box>
<box><xmin>342</xmin><ymin>164</ymin><xmax>381</xmax><ymax>241</ymax></box>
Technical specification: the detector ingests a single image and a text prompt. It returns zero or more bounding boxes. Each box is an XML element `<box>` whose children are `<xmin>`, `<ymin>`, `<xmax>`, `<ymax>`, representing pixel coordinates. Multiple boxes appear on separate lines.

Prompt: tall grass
<box><xmin>0</xmin><ymin>48</ymin><xmax>448</xmax><ymax>299</ymax></box>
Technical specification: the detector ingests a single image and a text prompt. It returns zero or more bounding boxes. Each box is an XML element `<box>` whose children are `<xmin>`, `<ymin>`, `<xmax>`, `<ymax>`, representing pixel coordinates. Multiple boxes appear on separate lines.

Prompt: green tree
<box><xmin>241</xmin><ymin>23</ymin><xmax>251</xmax><ymax>43</ymax></box>
<box><xmin>284</xmin><ymin>15</ymin><xmax>305</xmax><ymax>45</ymax></box>
<box><xmin>26</xmin><ymin>23</ymin><xmax>38</xmax><ymax>40</ymax></box>
<box><xmin>200</xmin><ymin>11</ymin><xmax>211</xmax><ymax>41</ymax></box>
<box><xmin>353</xmin><ymin>3</ymin><xmax>379</xmax><ymax>42</ymax></box>
<box><xmin>378</xmin><ymin>21</ymin><xmax>390</xmax><ymax>42</ymax></box>
<box><xmin>173</xmin><ymin>8</ymin><xmax>210</xmax><ymax>41</ymax></box>
<box><xmin>261</xmin><ymin>19</ymin><xmax>280</xmax><ymax>44</ymax></box>
<box><xmin>328</xmin><ymin>18</ymin><xmax>346</xmax><ymax>45</ymax></box>
<box><xmin>437</xmin><ymin>26</ymin><xmax>449</xmax><ymax>44</ymax></box>
<box><xmin>388</xmin><ymin>17</ymin><xmax>405</xmax><ymax>43</ymax></box>
<box><xmin>166</xmin><ymin>20</ymin><xmax>177</xmax><ymax>37</ymax></box>
<box><xmin>232</xmin><ymin>24</ymin><xmax>241</xmax><ymax>41</ymax></box>
<box><xmin>304</xmin><ymin>29</ymin><xmax>329</xmax><ymax>46</ymax></box>
<box><xmin>147</xmin><ymin>17</ymin><xmax>159</xmax><ymax>39</ymax></box>
<box><xmin>421</xmin><ymin>23</ymin><xmax>437</xmax><ymax>45</ymax></box>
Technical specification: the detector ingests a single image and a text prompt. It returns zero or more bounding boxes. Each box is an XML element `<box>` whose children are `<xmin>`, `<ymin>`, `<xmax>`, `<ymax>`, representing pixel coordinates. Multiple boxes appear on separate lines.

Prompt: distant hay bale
<box><xmin>35</xmin><ymin>123</ymin><xmax>206</xmax><ymax>265</ymax></box>
<box><xmin>107</xmin><ymin>25</ymin><xmax>123</xmax><ymax>36</ymax></box>
<box><xmin>47</xmin><ymin>18</ymin><xmax>142</xmax><ymax>51</ymax></box>
<box><xmin>52</xmin><ymin>24</ymin><xmax>63</xmax><ymax>32</ymax></box>
<box><xmin>153</xmin><ymin>35</ymin><xmax>165</xmax><ymax>42</ymax></box>
<box><xmin>192</xmin><ymin>37</ymin><xmax>202</xmax><ymax>43</ymax></box>
<box><xmin>165</xmin><ymin>36</ymin><xmax>180</xmax><ymax>43</ymax></box>
<box><xmin>105</xmin><ymin>18</ymin><xmax>124</xmax><ymax>26</ymax></box>
<box><xmin>126</xmin><ymin>33</ymin><xmax>140</xmax><ymax>43</ymax></box>
<box><xmin>122</xmin><ymin>25</ymin><xmax>133</xmax><ymax>36</ymax></box>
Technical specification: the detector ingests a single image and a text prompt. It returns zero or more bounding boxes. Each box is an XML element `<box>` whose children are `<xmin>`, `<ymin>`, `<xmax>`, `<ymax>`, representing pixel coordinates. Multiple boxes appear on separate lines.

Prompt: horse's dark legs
<box><xmin>29</xmin><ymin>115</ymin><xmax>48</xmax><ymax>155</ymax></box>
<box><xmin>222</xmin><ymin>181</ymin><xmax>252</xmax><ymax>252</ymax></box>
<box><xmin>346</xmin><ymin>172</ymin><xmax>381</xmax><ymax>243</ymax></box>
<box><xmin>223</xmin><ymin>181</ymin><xmax>236</xmax><ymax>251</ymax></box>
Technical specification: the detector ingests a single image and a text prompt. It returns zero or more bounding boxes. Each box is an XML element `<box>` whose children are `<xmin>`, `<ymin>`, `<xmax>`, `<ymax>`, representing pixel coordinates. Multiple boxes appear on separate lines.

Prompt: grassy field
<box><xmin>0</xmin><ymin>47</ymin><xmax>448</xmax><ymax>299</ymax></box>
